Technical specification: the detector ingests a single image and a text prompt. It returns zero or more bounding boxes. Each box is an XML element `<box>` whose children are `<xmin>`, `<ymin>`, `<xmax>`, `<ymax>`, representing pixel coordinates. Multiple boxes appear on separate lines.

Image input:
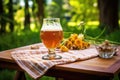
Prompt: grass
<box><xmin>0</xmin><ymin>30</ymin><xmax>40</xmax><ymax>51</ymax></box>
<box><xmin>0</xmin><ymin>22</ymin><xmax>120</xmax><ymax>80</ymax></box>
<box><xmin>0</xmin><ymin>69</ymin><xmax>55</xmax><ymax>80</ymax></box>
<box><xmin>26</xmin><ymin>74</ymin><xmax>55</xmax><ymax>80</ymax></box>
<box><xmin>0</xmin><ymin>69</ymin><xmax>15</xmax><ymax>80</ymax></box>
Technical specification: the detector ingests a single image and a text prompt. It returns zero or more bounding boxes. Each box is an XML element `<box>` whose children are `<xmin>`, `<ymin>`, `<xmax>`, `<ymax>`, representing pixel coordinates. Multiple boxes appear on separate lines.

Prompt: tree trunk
<box><xmin>32</xmin><ymin>0</ymin><xmax>38</xmax><ymax>27</ymax></box>
<box><xmin>0</xmin><ymin>0</ymin><xmax>6</xmax><ymax>34</ymax></box>
<box><xmin>98</xmin><ymin>0</ymin><xmax>119</xmax><ymax>33</ymax></box>
<box><xmin>8</xmin><ymin>0</ymin><xmax>14</xmax><ymax>32</ymax></box>
<box><xmin>24</xmin><ymin>0</ymin><xmax>30</xmax><ymax>30</ymax></box>
<box><xmin>36</xmin><ymin>0</ymin><xmax>44</xmax><ymax>24</ymax></box>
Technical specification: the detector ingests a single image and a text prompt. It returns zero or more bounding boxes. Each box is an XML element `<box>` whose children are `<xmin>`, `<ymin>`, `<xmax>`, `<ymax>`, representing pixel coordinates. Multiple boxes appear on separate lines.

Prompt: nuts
<box><xmin>98</xmin><ymin>40</ymin><xmax>113</xmax><ymax>52</ymax></box>
<box><xmin>96</xmin><ymin>40</ymin><xmax>117</xmax><ymax>58</ymax></box>
<box><xmin>60</xmin><ymin>45</ymin><xmax>69</xmax><ymax>52</ymax></box>
<box><xmin>31</xmin><ymin>45</ymin><xmax>39</xmax><ymax>49</ymax></box>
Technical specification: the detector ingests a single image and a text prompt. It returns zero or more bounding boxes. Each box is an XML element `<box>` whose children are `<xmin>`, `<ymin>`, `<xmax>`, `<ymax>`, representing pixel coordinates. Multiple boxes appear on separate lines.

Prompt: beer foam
<box><xmin>41</xmin><ymin>23</ymin><xmax>62</xmax><ymax>31</ymax></box>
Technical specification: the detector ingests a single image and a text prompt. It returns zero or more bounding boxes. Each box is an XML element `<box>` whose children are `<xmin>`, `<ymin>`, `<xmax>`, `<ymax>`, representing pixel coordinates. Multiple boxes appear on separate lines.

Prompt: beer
<box><xmin>40</xmin><ymin>18</ymin><xmax>63</xmax><ymax>60</ymax></box>
<box><xmin>40</xmin><ymin>30</ymin><xmax>63</xmax><ymax>49</ymax></box>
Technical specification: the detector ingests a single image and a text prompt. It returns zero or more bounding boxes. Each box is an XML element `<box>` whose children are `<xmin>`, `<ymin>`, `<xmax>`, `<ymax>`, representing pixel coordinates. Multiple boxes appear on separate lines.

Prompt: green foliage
<box><xmin>107</xmin><ymin>30</ymin><xmax>120</xmax><ymax>43</ymax></box>
<box><xmin>0</xmin><ymin>69</ymin><xmax>15</xmax><ymax>80</ymax></box>
<box><xmin>14</xmin><ymin>8</ymin><xmax>24</xmax><ymax>24</ymax></box>
<box><xmin>45</xmin><ymin>2</ymin><xmax>61</xmax><ymax>17</ymax></box>
<box><xmin>26</xmin><ymin>74</ymin><xmax>55</xmax><ymax>80</ymax></box>
<box><xmin>69</xmin><ymin>0</ymin><xmax>98</xmax><ymax>22</ymax></box>
<box><xmin>0</xmin><ymin>69</ymin><xmax>55</xmax><ymax>80</ymax></box>
<box><xmin>0</xmin><ymin>30</ymin><xmax>40</xmax><ymax>51</ymax></box>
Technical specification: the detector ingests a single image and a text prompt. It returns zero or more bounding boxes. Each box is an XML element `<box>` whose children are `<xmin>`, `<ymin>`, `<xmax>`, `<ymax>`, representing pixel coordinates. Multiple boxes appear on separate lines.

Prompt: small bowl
<box><xmin>96</xmin><ymin>45</ymin><xmax>117</xmax><ymax>59</ymax></box>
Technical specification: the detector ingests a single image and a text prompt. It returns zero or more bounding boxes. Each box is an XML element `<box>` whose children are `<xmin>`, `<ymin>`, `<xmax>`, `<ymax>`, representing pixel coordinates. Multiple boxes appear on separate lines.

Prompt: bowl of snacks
<box><xmin>96</xmin><ymin>40</ymin><xmax>117</xmax><ymax>59</ymax></box>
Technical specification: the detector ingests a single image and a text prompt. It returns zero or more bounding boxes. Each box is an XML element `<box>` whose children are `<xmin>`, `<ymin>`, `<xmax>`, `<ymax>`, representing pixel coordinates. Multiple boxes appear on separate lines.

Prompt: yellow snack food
<box><xmin>65</xmin><ymin>41</ymin><xmax>72</xmax><ymax>49</ymax></box>
<box><xmin>74</xmin><ymin>38</ymin><xmax>82</xmax><ymax>47</ymax></box>
<box><xmin>58</xmin><ymin>33</ymin><xmax>90</xmax><ymax>52</ymax></box>
<box><xmin>60</xmin><ymin>45</ymin><xmax>69</xmax><ymax>52</ymax></box>
<box><xmin>70</xmin><ymin>33</ymin><xmax>78</xmax><ymax>40</ymax></box>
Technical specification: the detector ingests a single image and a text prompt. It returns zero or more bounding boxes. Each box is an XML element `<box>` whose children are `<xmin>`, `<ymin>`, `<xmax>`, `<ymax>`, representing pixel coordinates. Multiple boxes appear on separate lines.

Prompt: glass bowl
<box><xmin>96</xmin><ymin>45</ymin><xmax>117</xmax><ymax>59</ymax></box>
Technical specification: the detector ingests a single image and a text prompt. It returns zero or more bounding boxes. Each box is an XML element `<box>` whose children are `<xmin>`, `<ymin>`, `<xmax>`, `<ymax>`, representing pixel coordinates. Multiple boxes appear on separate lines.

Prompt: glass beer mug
<box><xmin>40</xmin><ymin>18</ymin><xmax>63</xmax><ymax>60</ymax></box>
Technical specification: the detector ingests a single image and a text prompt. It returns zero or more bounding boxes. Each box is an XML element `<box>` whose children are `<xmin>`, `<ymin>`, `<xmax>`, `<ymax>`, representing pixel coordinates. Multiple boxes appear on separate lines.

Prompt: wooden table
<box><xmin>0</xmin><ymin>43</ymin><xmax>120</xmax><ymax>80</ymax></box>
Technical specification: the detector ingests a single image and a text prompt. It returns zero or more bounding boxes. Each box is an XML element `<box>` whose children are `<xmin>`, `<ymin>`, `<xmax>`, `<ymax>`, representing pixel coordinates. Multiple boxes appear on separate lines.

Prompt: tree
<box><xmin>0</xmin><ymin>0</ymin><xmax>6</xmax><ymax>33</ymax></box>
<box><xmin>24</xmin><ymin>0</ymin><xmax>30</xmax><ymax>30</ymax></box>
<box><xmin>31</xmin><ymin>0</ymin><xmax>38</xmax><ymax>27</ymax></box>
<box><xmin>52</xmin><ymin>0</ymin><xmax>63</xmax><ymax>18</ymax></box>
<box><xmin>68</xmin><ymin>0</ymin><xmax>98</xmax><ymax>22</ymax></box>
<box><xmin>8</xmin><ymin>0</ymin><xmax>14</xmax><ymax>32</ymax></box>
<box><xmin>36</xmin><ymin>0</ymin><xmax>44</xmax><ymax>24</ymax></box>
<box><xmin>98</xmin><ymin>0</ymin><xmax>119</xmax><ymax>33</ymax></box>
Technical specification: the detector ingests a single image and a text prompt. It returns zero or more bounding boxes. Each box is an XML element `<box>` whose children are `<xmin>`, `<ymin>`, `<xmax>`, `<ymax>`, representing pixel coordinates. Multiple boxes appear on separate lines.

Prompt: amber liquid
<box><xmin>40</xmin><ymin>30</ymin><xmax>63</xmax><ymax>49</ymax></box>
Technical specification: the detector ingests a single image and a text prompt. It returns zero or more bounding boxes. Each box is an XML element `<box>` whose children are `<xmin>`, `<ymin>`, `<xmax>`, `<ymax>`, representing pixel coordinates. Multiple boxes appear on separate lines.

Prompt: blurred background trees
<box><xmin>0</xmin><ymin>0</ymin><xmax>120</xmax><ymax>48</ymax></box>
<box><xmin>0</xmin><ymin>0</ymin><xmax>119</xmax><ymax>34</ymax></box>
<box><xmin>24</xmin><ymin>0</ymin><xmax>30</xmax><ymax>30</ymax></box>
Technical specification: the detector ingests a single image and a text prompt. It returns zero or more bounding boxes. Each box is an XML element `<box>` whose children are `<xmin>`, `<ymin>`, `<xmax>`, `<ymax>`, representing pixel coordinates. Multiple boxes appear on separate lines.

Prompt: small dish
<box><xmin>96</xmin><ymin>40</ymin><xmax>117</xmax><ymax>59</ymax></box>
